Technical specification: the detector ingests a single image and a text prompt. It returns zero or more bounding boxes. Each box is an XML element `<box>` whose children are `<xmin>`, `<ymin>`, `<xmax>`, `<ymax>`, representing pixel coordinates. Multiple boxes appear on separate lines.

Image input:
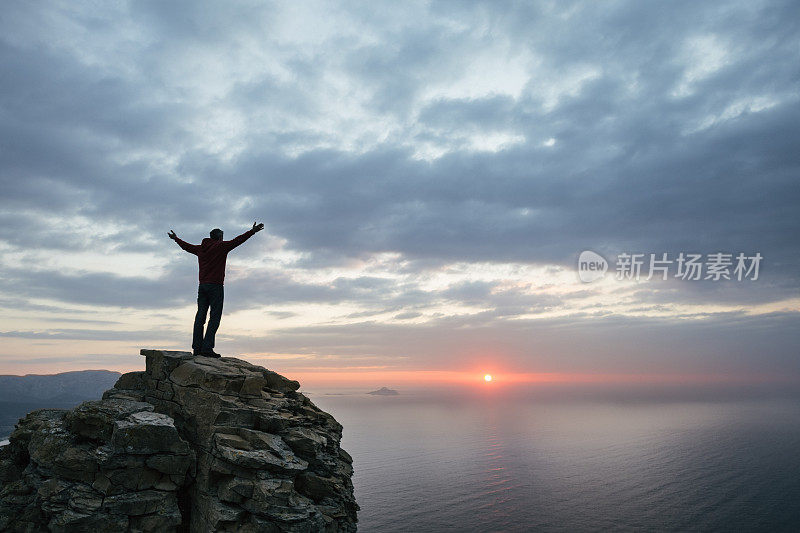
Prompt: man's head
<box><xmin>210</xmin><ymin>228</ymin><xmax>224</xmax><ymax>241</ymax></box>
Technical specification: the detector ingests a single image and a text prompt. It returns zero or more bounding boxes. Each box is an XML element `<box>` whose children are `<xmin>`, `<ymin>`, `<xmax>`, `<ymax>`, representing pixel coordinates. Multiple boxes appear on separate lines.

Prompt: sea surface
<box><xmin>311</xmin><ymin>391</ymin><xmax>800</xmax><ymax>532</ymax></box>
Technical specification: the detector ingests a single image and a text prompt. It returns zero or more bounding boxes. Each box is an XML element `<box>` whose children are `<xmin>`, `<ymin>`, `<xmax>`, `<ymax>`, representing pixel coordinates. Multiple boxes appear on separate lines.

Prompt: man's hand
<box><xmin>252</xmin><ymin>222</ymin><xmax>265</xmax><ymax>233</ymax></box>
<box><xmin>168</xmin><ymin>230</ymin><xmax>177</xmax><ymax>240</ymax></box>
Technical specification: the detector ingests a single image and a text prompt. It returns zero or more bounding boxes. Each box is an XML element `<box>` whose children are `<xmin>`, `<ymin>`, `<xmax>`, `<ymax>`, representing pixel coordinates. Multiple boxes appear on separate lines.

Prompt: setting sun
<box><xmin>484</xmin><ymin>374</ymin><xmax>492</xmax><ymax>382</ymax></box>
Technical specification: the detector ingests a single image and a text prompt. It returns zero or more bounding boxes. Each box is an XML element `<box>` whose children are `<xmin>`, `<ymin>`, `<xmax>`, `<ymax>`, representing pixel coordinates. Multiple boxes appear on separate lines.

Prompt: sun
<box><xmin>484</xmin><ymin>374</ymin><xmax>493</xmax><ymax>382</ymax></box>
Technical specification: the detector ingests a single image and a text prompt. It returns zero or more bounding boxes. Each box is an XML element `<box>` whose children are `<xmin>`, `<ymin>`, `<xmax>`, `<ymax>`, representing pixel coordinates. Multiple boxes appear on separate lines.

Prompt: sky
<box><xmin>0</xmin><ymin>0</ymin><xmax>798</xmax><ymax>390</ymax></box>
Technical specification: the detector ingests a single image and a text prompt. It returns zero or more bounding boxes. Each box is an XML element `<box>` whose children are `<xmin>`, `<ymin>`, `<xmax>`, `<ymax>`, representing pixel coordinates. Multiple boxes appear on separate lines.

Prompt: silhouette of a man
<box><xmin>168</xmin><ymin>222</ymin><xmax>264</xmax><ymax>357</ymax></box>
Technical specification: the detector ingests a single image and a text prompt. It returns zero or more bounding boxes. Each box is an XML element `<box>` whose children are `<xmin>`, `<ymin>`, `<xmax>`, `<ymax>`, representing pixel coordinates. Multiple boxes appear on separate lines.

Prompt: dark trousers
<box><xmin>193</xmin><ymin>283</ymin><xmax>224</xmax><ymax>352</ymax></box>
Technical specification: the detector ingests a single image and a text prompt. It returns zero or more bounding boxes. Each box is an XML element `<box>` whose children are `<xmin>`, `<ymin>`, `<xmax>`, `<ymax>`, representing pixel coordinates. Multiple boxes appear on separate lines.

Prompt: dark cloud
<box><xmin>0</xmin><ymin>329</ymin><xmax>177</xmax><ymax>342</ymax></box>
<box><xmin>0</xmin><ymin>266</ymin><xmax>195</xmax><ymax>310</ymax></box>
<box><xmin>2</xmin><ymin>1</ymin><xmax>797</xmax><ymax>273</ymax></box>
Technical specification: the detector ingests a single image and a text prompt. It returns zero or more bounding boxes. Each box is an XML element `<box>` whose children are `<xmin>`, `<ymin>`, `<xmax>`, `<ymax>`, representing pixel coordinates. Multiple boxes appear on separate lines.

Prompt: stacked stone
<box><xmin>0</xmin><ymin>398</ymin><xmax>193</xmax><ymax>531</ymax></box>
<box><xmin>0</xmin><ymin>349</ymin><xmax>358</xmax><ymax>532</ymax></box>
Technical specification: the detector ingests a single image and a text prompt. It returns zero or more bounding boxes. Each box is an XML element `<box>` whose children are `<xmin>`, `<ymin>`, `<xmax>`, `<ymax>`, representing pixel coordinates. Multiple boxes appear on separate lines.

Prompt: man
<box><xmin>168</xmin><ymin>222</ymin><xmax>264</xmax><ymax>357</ymax></box>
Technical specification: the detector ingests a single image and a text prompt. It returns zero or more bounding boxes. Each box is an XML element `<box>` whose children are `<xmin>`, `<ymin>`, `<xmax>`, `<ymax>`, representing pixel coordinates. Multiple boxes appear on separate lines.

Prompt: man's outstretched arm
<box><xmin>224</xmin><ymin>222</ymin><xmax>264</xmax><ymax>251</ymax></box>
<box><xmin>168</xmin><ymin>230</ymin><xmax>200</xmax><ymax>255</ymax></box>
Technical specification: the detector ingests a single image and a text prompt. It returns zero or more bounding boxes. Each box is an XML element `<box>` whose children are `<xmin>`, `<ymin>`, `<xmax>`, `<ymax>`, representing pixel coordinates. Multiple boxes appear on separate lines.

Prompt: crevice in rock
<box><xmin>176</xmin><ymin>480</ymin><xmax>193</xmax><ymax>533</ymax></box>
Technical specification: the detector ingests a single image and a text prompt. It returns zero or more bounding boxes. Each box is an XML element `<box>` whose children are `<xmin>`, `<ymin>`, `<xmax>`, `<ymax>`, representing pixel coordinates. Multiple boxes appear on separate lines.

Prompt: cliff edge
<box><xmin>0</xmin><ymin>349</ymin><xmax>358</xmax><ymax>532</ymax></box>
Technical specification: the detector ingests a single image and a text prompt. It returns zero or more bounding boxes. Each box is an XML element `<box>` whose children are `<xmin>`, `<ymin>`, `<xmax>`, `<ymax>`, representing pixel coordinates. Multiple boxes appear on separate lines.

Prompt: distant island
<box><xmin>368</xmin><ymin>387</ymin><xmax>399</xmax><ymax>396</ymax></box>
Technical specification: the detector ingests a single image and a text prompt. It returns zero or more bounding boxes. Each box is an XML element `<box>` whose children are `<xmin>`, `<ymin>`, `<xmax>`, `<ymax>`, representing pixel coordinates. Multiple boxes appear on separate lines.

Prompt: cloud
<box><xmin>0</xmin><ymin>0</ymin><xmax>798</xmax><ymax>376</ymax></box>
<box><xmin>229</xmin><ymin>310</ymin><xmax>800</xmax><ymax>375</ymax></box>
<box><xmin>0</xmin><ymin>266</ymin><xmax>194</xmax><ymax>309</ymax></box>
<box><xmin>0</xmin><ymin>328</ymin><xmax>177</xmax><ymax>342</ymax></box>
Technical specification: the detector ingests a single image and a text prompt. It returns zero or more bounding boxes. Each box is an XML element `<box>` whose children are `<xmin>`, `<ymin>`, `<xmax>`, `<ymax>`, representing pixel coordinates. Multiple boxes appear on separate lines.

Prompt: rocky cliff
<box><xmin>0</xmin><ymin>350</ymin><xmax>358</xmax><ymax>532</ymax></box>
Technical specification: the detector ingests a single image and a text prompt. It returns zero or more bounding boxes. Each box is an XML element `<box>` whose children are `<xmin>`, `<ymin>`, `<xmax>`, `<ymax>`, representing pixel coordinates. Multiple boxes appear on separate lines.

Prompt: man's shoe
<box><xmin>193</xmin><ymin>349</ymin><xmax>201</xmax><ymax>356</ymax></box>
<box><xmin>201</xmin><ymin>350</ymin><xmax>221</xmax><ymax>358</ymax></box>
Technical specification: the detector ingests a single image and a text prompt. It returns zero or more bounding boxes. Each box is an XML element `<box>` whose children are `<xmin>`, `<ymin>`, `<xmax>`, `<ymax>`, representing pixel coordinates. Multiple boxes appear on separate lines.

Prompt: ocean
<box><xmin>311</xmin><ymin>390</ymin><xmax>800</xmax><ymax>532</ymax></box>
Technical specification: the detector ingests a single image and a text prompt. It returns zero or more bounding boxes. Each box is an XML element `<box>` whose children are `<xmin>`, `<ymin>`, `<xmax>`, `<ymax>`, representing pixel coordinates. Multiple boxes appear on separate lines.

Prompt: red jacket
<box><xmin>174</xmin><ymin>229</ymin><xmax>256</xmax><ymax>284</ymax></box>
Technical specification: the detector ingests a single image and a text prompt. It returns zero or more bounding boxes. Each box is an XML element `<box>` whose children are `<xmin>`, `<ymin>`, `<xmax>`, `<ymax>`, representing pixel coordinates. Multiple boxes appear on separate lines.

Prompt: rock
<box><xmin>218</xmin><ymin>477</ymin><xmax>254</xmax><ymax>503</ymax></box>
<box><xmin>112</xmin><ymin>371</ymin><xmax>147</xmax><ymax>392</ymax></box>
<box><xmin>216</xmin><ymin>444</ymin><xmax>308</xmax><ymax>474</ymax></box>
<box><xmin>145</xmin><ymin>453</ymin><xmax>193</xmax><ymax>476</ymax></box>
<box><xmin>66</xmin><ymin>398</ymin><xmax>153</xmax><ymax>441</ymax></box>
<box><xmin>283</xmin><ymin>427</ymin><xmax>328</xmax><ymax>458</ymax></box>
<box><xmin>339</xmin><ymin>448</ymin><xmax>353</xmax><ymax>464</ymax></box>
<box><xmin>262</xmin><ymin>370</ymin><xmax>301</xmax><ymax>394</ymax></box>
<box><xmin>103</xmin><ymin>371</ymin><xmax>148</xmax><ymax>402</ymax></box>
<box><xmin>103</xmin><ymin>489</ymin><xmax>175</xmax><ymax>516</ymax></box>
<box><xmin>0</xmin><ymin>400</ymin><xmax>194</xmax><ymax>531</ymax></box>
<box><xmin>110</xmin><ymin>411</ymin><xmax>190</xmax><ymax>455</ymax></box>
<box><xmin>214</xmin><ymin>431</ymin><xmax>253</xmax><ymax>450</ymax></box>
<box><xmin>0</xmin><ymin>348</ymin><xmax>358</xmax><ymax>532</ymax></box>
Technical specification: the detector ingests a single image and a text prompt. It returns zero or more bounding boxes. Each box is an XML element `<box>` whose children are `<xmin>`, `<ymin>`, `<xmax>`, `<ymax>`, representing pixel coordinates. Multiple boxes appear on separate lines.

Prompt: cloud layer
<box><xmin>1</xmin><ymin>0</ymin><xmax>798</xmax><ymax>381</ymax></box>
